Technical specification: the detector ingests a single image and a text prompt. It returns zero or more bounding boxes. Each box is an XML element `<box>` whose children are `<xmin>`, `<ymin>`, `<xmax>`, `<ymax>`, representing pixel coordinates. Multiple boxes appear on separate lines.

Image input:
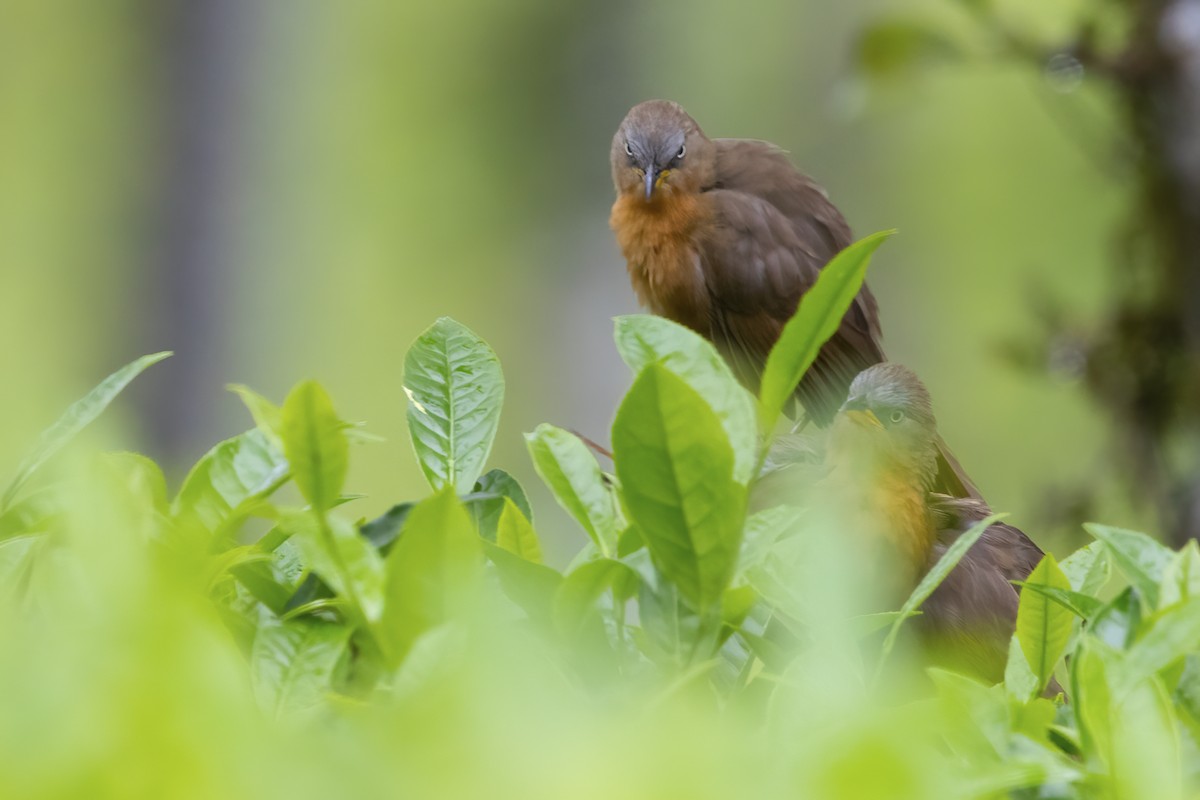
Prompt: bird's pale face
<box><xmin>611</xmin><ymin>100</ymin><xmax>716</xmax><ymax>202</ymax></box>
<box><xmin>827</xmin><ymin>364</ymin><xmax>940</xmax><ymax>489</ymax></box>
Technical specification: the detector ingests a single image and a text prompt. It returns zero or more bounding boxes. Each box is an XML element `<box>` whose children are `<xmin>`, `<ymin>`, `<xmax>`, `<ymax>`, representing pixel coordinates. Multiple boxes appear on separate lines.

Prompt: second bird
<box><xmin>609</xmin><ymin>99</ymin><xmax>882</xmax><ymax>426</ymax></box>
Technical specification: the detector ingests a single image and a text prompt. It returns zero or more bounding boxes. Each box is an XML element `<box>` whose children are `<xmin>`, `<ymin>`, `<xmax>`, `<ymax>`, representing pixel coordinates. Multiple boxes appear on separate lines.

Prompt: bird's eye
<box><xmin>624</xmin><ymin>142</ymin><xmax>633</xmax><ymax>157</ymax></box>
<box><xmin>889</xmin><ymin>409</ymin><xmax>905</xmax><ymax>424</ymax></box>
<box><xmin>676</xmin><ymin>145</ymin><xmax>686</xmax><ymax>159</ymax></box>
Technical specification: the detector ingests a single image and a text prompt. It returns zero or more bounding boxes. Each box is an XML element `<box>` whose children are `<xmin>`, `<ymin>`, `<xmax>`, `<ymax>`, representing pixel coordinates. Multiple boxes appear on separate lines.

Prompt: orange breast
<box><xmin>610</xmin><ymin>192</ymin><xmax>712</xmax><ymax>334</ymax></box>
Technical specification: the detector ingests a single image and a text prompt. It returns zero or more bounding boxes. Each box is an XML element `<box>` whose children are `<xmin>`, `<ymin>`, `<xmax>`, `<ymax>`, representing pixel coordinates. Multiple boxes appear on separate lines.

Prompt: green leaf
<box><xmin>1005</xmin><ymin>635</ymin><xmax>1041</xmax><ymax>703</ymax></box>
<box><xmin>281</xmin><ymin>381</ymin><xmax>348</xmax><ymax>514</ymax></box>
<box><xmin>1011</xmin><ymin>581</ymin><xmax>1104</xmax><ymax>620</ymax></box>
<box><xmin>468</xmin><ymin>468</ymin><xmax>532</xmax><ymax>542</ymax></box>
<box><xmin>1159</xmin><ymin>541</ymin><xmax>1200</xmax><ymax>609</ymax></box>
<box><xmin>284</xmin><ymin>512</ymin><xmax>385</xmax><ymax>624</ymax></box>
<box><xmin>1117</xmin><ymin>597</ymin><xmax>1200</xmax><ymax>692</ymax></box>
<box><xmin>495</xmin><ymin>498</ymin><xmax>542</xmax><ymax>564</ymax></box>
<box><xmin>1059</xmin><ymin>540</ymin><xmax>1110</xmax><ymax>595</ymax></box>
<box><xmin>758</xmin><ymin>232</ymin><xmax>892</xmax><ymax>431</ymax></box>
<box><xmin>737</xmin><ymin>505</ymin><xmax>805</xmax><ymax>578</ymax></box>
<box><xmin>1</xmin><ymin>351</ymin><xmax>171</xmax><ymax>511</ymax></box>
<box><xmin>552</xmin><ymin>558</ymin><xmax>639</xmax><ymax>641</ymax></box>
<box><xmin>613</xmin><ymin>315</ymin><xmax>757</xmax><ymax>484</ymax></box>
<box><xmin>612</xmin><ymin>364</ymin><xmax>747</xmax><ymax>613</ymax></box>
<box><xmin>250</xmin><ymin>616</ymin><xmax>352</xmax><ymax>718</ymax></box>
<box><xmin>481</xmin><ymin>541</ymin><xmax>562</xmax><ymax>627</ymax></box>
<box><xmin>172</xmin><ymin>429</ymin><xmax>289</xmax><ymax>539</ymax></box>
<box><xmin>381</xmin><ymin>488</ymin><xmax>482</xmax><ymax>667</ymax></box>
<box><xmin>1084</xmin><ymin>523</ymin><xmax>1173</xmax><ymax>609</ymax></box>
<box><xmin>403</xmin><ymin>317</ymin><xmax>504</xmax><ymax>493</ymax></box>
<box><xmin>1072</xmin><ymin>640</ymin><xmax>1115</xmax><ymax>763</ymax></box>
<box><xmin>228</xmin><ymin>384</ymin><xmax>284</xmax><ymax>447</ymax></box>
<box><xmin>1017</xmin><ymin>553</ymin><xmax>1074</xmax><ymax>694</ymax></box>
<box><xmin>876</xmin><ymin>512</ymin><xmax>1003</xmax><ymax>680</ymax></box>
<box><xmin>525</xmin><ymin>423</ymin><xmax>619</xmax><ymax>556</ymax></box>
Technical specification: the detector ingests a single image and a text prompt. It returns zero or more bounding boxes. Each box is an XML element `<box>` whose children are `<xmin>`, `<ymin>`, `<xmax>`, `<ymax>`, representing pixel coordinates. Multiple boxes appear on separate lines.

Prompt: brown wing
<box><xmin>697</xmin><ymin>184</ymin><xmax>884</xmax><ymax>424</ymax></box>
<box><xmin>930</xmin><ymin>495</ymin><xmax>1045</xmax><ymax>583</ymax></box>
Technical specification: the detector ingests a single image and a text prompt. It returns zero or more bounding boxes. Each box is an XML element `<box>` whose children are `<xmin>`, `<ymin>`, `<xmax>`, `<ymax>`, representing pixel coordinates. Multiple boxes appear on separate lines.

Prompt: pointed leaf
<box><xmin>281</xmin><ymin>381</ymin><xmax>348</xmax><ymax>513</ymax></box>
<box><xmin>1085</xmin><ymin>523</ymin><xmax>1173</xmax><ymax>608</ymax></box>
<box><xmin>496</xmin><ymin>498</ymin><xmax>542</xmax><ymax>563</ymax></box>
<box><xmin>1060</xmin><ymin>540</ymin><xmax>1110</xmax><ymax>596</ymax></box>
<box><xmin>284</xmin><ymin>512</ymin><xmax>385</xmax><ymax>623</ymax></box>
<box><xmin>468</xmin><ymin>468</ymin><xmax>532</xmax><ymax>542</ymax></box>
<box><xmin>1159</xmin><ymin>541</ymin><xmax>1200</xmax><ymax>609</ymax></box>
<box><xmin>758</xmin><ymin>232</ymin><xmax>892</xmax><ymax>430</ymax></box>
<box><xmin>1118</xmin><ymin>597</ymin><xmax>1200</xmax><ymax>691</ymax></box>
<box><xmin>613</xmin><ymin>315</ymin><xmax>757</xmax><ymax>483</ymax></box>
<box><xmin>403</xmin><ymin>317</ymin><xmax>504</xmax><ymax>493</ymax></box>
<box><xmin>552</xmin><ymin>558</ymin><xmax>640</xmax><ymax>641</ymax></box>
<box><xmin>228</xmin><ymin>383</ymin><xmax>284</xmax><ymax>446</ymax></box>
<box><xmin>482</xmin><ymin>541</ymin><xmax>562</xmax><ymax>627</ymax></box>
<box><xmin>2</xmin><ymin>351</ymin><xmax>172</xmax><ymax>510</ymax></box>
<box><xmin>1017</xmin><ymin>553</ymin><xmax>1074</xmax><ymax>693</ymax></box>
<box><xmin>381</xmin><ymin>488</ymin><xmax>482</xmax><ymax>666</ymax></box>
<box><xmin>172</xmin><ymin>429</ymin><xmax>289</xmax><ymax>539</ymax></box>
<box><xmin>250</xmin><ymin>616</ymin><xmax>352</xmax><ymax>718</ymax></box>
<box><xmin>525</xmin><ymin>423</ymin><xmax>619</xmax><ymax>555</ymax></box>
<box><xmin>613</xmin><ymin>365</ymin><xmax>747</xmax><ymax>613</ymax></box>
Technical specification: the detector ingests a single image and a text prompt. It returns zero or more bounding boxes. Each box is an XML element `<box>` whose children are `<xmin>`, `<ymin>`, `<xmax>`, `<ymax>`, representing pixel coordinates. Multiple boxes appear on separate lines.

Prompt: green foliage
<box><xmin>758</xmin><ymin>230</ymin><xmax>893</xmax><ymax>433</ymax></box>
<box><xmin>1</xmin><ymin>235</ymin><xmax>1196</xmax><ymax>798</ymax></box>
<box><xmin>403</xmin><ymin>317</ymin><xmax>504</xmax><ymax>493</ymax></box>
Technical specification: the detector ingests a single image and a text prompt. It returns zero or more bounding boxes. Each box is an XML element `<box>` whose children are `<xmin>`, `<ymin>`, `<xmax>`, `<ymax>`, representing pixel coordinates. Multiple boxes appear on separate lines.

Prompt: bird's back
<box><xmin>698</xmin><ymin>138</ymin><xmax>885</xmax><ymax>423</ymax></box>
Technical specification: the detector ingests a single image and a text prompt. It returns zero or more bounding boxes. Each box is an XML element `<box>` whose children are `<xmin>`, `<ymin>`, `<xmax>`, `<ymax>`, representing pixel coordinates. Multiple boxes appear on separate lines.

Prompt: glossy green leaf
<box><xmin>228</xmin><ymin>383</ymin><xmax>284</xmax><ymax>447</ymax></box>
<box><xmin>1011</xmin><ymin>581</ymin><xmax>1104</xmax><ymax>620</ymax></box>
<box><xmin>381</xmin><ymin>488</ymin><xmax>482</xmax><ymax>666</ymax></box>
<box><xmin>525</xmin><ymin>423</ymin><xmax>619</xmax><ymax>556</ymax></box>
<box><xmin>1085</xmin><ymin>523</ymin><xmax>1173</xmax><ymax>609</ymax></box>
<box><xmin>1</xmin><ymin>351</ymin><xmax>171</xmax><ymax>511</ymax></box>
<box><xmin>613</xmin><ymin>315</ymin><xmax>757</xmax><ymax>484</ymax></box>
<box><xmin>1060</xmin><ymin>540</ymin><xmax>1110</xmax><ymax>596</ymax></box>
<box><xmin>284</xmin><ymin>511</ymin><xmax>385</xmax><ymax>624</ymax></box>
<box><xmin>758</xmin><ymin>231</ymin><xmax>892</xmax><ymax>431</ymax></box>
<box><xmin>281</xmin><ymin>381</ymin><xmax>348</xmax><ymax>514</ymax></box>
<box><xmin>403</xmin><ymin>317</ymin><xmax>504</xmax><ymax>493</ymax></box>
<box><xmin>250</xmin><ymin>616</ymin><xmax>351</xmax><ymax>718</ymax></box>
<box><xmin>1159</xmin><ymin>541</ymin><xmax>1200</xmax><ymax>609</ymax></box>
<box><xmin>495</xmin><ymin>498</ymin><xmax>542</xmax><ymax>564</ymax></box>
<box><xmin>1017</xmin><ymin>554</ymin><xmax>1074</xmax><ymax>694</ymax></box>
<box><xmin>468</xmin><ymin>468</ymin><xmax>532</xmax><ymax>542</ymax></box>
<box><xmin>737</xmin><ymin>505</ymin><xmax>805</xmax><ymax>577</ymax></box>
<box><xmin>172</xmin><ymin>429</ymin><xmax>289</xmax><ymax>539</ymax></box>
<box><xmin>612</xmin><ymin>364</ymin><xmax>746</xmax><ymax>613</ymax></box>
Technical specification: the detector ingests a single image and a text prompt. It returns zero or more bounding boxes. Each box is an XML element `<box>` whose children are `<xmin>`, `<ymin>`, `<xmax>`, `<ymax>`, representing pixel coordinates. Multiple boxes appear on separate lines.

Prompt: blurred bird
<box><xmin>818</xmin><ymin>363</ymin><xmax>1047</xmax><ymax>685</ymax></box>
<box><xmin>609</xmin><ymin>100</ymin><xmax>976</xmax><ymax>498</ymax></box>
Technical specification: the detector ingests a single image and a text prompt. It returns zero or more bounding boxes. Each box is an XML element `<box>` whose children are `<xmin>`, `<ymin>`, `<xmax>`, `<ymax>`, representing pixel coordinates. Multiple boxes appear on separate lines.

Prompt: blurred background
<box><xmin>3</xmin><ymin>0</ymin><xmax>1195</xmax><ymax>559</ymax></box>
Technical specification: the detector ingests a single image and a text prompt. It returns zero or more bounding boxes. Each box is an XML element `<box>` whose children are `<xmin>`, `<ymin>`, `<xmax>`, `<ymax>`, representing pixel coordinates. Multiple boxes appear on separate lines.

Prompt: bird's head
<box><xmin>611</xmin><ymin>100</ymin><xmax>717</xmax><ymax>203</ymax></box>
<box><xmin>828</xmin><ymin>363</ymin><xmax>940</xmax><ymax>489</ymax></box>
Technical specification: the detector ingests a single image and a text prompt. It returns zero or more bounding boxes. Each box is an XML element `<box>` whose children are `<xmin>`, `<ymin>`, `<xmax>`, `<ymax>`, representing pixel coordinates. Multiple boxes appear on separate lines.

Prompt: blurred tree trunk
<box><xmin>1084</xmin><ymin>0</ymin><xmax>1200</xmax><ymax>545</ymax></box>
<box><xmin>136</xmin><ymin>0</ymin><xmax>255</xmax><ymax>476</ymax></box>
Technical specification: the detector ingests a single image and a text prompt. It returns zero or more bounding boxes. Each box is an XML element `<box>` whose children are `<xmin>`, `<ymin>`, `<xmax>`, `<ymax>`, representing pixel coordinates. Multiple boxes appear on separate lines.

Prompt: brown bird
<box><xmin>609</xmin><ymin>99</ymin><xmax>878</xmax><ymax>425</ymax></box>
<box><xmin>609</xmin><ymin>100</ymin><xmax>976</xmax><ymax>498</ymax></box>
<box><xmin>817</xmin><ymin>363</ymin><xmax>1047</xmax><ymax>685</ymax></box>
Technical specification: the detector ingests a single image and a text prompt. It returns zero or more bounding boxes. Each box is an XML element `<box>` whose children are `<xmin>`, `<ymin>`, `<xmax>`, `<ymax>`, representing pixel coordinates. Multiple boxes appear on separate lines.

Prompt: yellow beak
<box><xmin>842</xmin><ymin>409</ymin><xmax>883</xmax><ymax>429</ymax></box>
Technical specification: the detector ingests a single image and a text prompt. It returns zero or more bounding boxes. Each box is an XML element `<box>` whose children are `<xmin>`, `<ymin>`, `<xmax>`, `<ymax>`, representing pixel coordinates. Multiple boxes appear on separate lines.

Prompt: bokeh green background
<box><xmin>0</xmin><ymin>0</ymin><xmax>1130</xmax><ymax>561</ymax></box>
